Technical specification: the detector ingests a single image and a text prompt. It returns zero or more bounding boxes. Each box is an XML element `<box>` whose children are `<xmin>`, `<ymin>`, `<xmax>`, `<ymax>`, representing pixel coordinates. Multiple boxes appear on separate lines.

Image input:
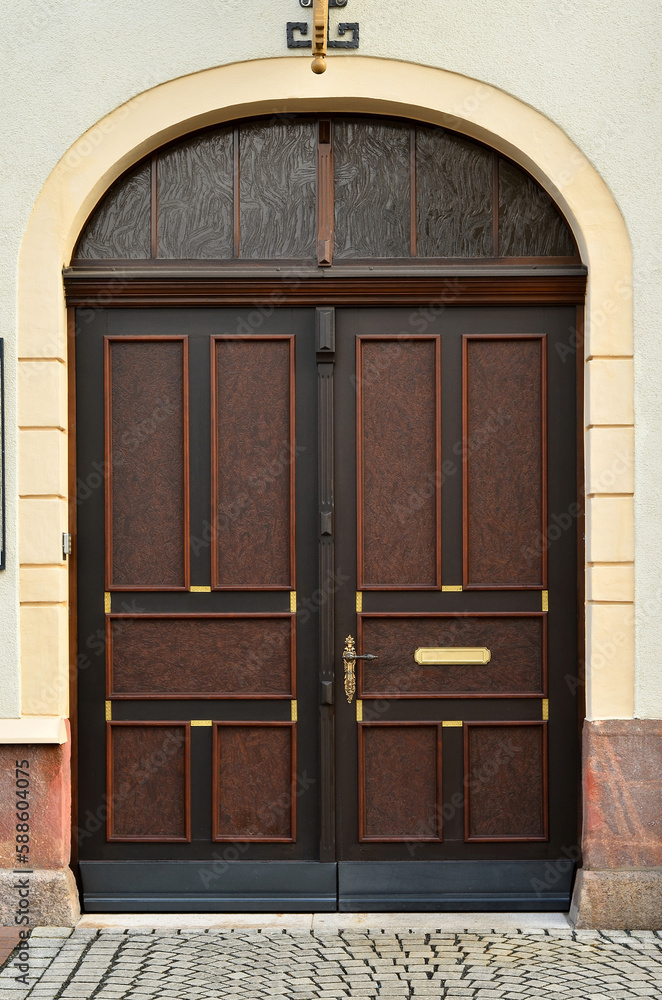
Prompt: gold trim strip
<box><xmin>191</xmin><ymin>720</ymin><xmax>212</xmax><ymax>727</ymax></box>
<box><xmin>442</xmin><ymin>720</ymin><xmax>463</xmax><ymax>728</ymax></box>
<box><xmin>356</xmin><ymin>699</ymin><xmax>363</xmax><ymax>721</ymax></box>
<box><xmin>442</xmin><ymin>585</ymin><xmax>463</xmax><ymax>592</ymax></box>
<box><xmin>105</xmin><ymin>701</ymin><xmax>112</xmax><ymax>721</ymax></box>
<box><xmin>414</xmin><ymin>646</ymin><xmax>491</xmax><ymax>666</ymax></box>
<box><xmin>104</xmin><ymin>592</ymin><xmax>111</xmax><ymax>614</ymax></box>
<box><xmin>542</xmin><ymin>590</ymin><xmax>549</xmax><ymax>611</ymax></box>
<box><xmin>356</xmin><ymin>592</ymin><xmax>363</xmax><ymax>612</ymax></box>
<box><xmin>191</xmin><ymin>586</ymin><xmax>211</xmax><ymax>593</ymax></box>
<box><xmin>290</xmin><ymin>592</ymin><xmax>297</xmax><ymax>613</ymax></box>
<box><xmin>542</xmin><ymin>699</ymin><xmax>549</xmax><ymax>720</ymax></box>
<box><xmin>291</xmin><ymin>700</ymin><xmax>298</xmax><ymax>722</ymax></box>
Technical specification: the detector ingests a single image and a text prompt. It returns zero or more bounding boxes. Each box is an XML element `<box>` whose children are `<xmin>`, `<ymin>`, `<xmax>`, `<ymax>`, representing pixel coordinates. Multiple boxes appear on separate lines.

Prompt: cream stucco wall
<box><xmin>1</xmin><ymin>1</ymin><xmax>660</xmax><ymax>723</ymax></box>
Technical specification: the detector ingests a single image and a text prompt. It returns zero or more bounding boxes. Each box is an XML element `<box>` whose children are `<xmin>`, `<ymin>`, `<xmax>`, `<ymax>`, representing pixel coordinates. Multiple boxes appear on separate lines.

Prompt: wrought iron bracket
<box><xmin>287</xmin><ymin>0</ymin><xmax>359</xmax><ymax>52</ymax></box>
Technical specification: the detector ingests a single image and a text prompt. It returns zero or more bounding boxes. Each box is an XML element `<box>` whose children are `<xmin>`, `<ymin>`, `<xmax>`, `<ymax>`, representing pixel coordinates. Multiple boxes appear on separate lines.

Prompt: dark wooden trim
<box><xmin>64</xmin><ymin>272</ymin><xmax>587</xmax><ymax>308</ymax></box>
<box><xmin>317</xmin><ymin>119</ymin><xmax>334</xmax><ymax>266</ymax></box>
<box><xmin>212</xmin><ymin>722</ymin><xmax>297</xmax><ymax>843</ymax></box>
<box><xmin>150</xmin><ymin>154</ymin><xmax>158</xmax><ymax>259</ymax></box>
<box><xmin>358</xmin><ymin>722</ymin><xmax>443</xmax><ymax>843</ymax></box>
<box><xmin>356</xmin><ymin>334</ymin><xmax>442</xmax><ymax>591</ymax></box>
<box><xmin>106</xmin><ymin>721</ymin><xmax>192</xmax><ymax>843</ymax></box>
<box><xmin>103</xmin><ymin>336</ymin><xmax>190</xmax><ymax>591</ymax></box>
<box><xmin>410</xmin><ymin>128</ymin><xmax>417</xmax><ymax>258</ymax></box>
<box><xmin>67</xmin><ymin>307</ymin><xmax>79</xmax><ymax>871</ymax></box>
<box><xmin>356</xmin><ymin>611</ymin><xmax>547</xmax><ymax>699</ymax></box>
<box><xmin>434</xmin><ymin>334</ymin><xmax>442</xmax><ymax>589</ymax></box>
<box><xmin>106</xmin><ymin>612</ymin><xmax>296</xmax><ymax>700</ymax></box>
<box><xmin>210</xmin><ymin>334</ymin><xmax>296</xmax><ymax>591</ymax></box>
<box><xmin>463</xmin><ymin>720</ymin><xmax>549</xmax><ymax>843</ymax></box>
<box><xmin>575</xmin><ymin>304</ymin><xmax>586</xmax><ymax>855</ymax></box>
<box><xmin>67</xmin><ymin>257</ymin><xmax>584</xmax><ymax>272</ymax></box>
<box><xmin>462</xmin><ymin>333</ymin><xmax>547</xmax><ymax>591</ymax></box>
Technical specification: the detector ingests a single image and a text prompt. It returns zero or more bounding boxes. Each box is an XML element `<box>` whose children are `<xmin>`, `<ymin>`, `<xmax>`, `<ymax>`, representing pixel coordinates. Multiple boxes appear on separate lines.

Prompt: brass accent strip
<box><xmin>414</xmin><ymin>647</ymin><xmax>491</xmax><ymax>666</ymax></box>
<box><xmin>542</xmin><ymin>699</ymin><xmax>549</xmax><ymax>720</ymax></box>
<box><xmin>356</xmin><ymin>591</ymin><xmax>363</xmax><ymax>612</ymax></box>
<box><xmin>291</xmin><ymin>700</ymin><xmax>298</xmax><ymax>722</ymax></box>
<box><xmin>191</xmin><ymin>720</ymin><xmax>212</xmax><ymax>727</ymax></box>
<box><xmin>442</xmin><ymin>585</ymin><xmax>463</xmax><ymax>592</ymax></box>
<box><xmin>191</xmin><ymin>585</ymin><xmax>211</xmax><ymax>593</ymax></box>
<box><xmin>104</xmin><ymin>592</ymin><xmax>111</xmax><ymax>614</ymax></box>
<box><xmin>356</xmin><ymin>699</ymin><xmax>363</xmax><ymax>721</ymax></box>
<box><xmin>442</xmin><ymin>720</ymin><xmax>463</xmax><ymax>728</ymax></box>
<box><xmin>290</xmin><ymin>591</ymin><xmax>297</xmax><ymax>613</ymax></box>
<box><xmin>105</xmin><ymin>701</ymin><xmax>112</xmax><ymax>721</ymax></box>
<box><xmin>542</xmin><ymin>590</ymin><xmax>549</xmax><ymax>611</ymax></box>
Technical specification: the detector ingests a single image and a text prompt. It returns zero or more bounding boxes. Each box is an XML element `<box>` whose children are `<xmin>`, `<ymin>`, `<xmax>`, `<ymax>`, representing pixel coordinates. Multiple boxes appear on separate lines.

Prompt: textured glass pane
<box><xmin>157</xmin><ymin>129</ymin><xmax>233</xmax><ymax>259</ymax></box>
<box><xmin>499</xmin><ymin>159</ymin><xmax>576</xmax><ymax>257</ymax></box>
<box><xmin>416</xmin><ymin>128</ymin><xmax>493</xmax><ymax>257</ymax></box>
<box><xmin>334</xmin><ymin>119</ymin><xmax>410</xmax><ymax>258</ymax></box>
<box><xmin>239</xmin><ymin>120</ymin><xmax>316</xmax><ymax>259</ymax></box>
<box><xmin>75</xmin><ymin>164</ymin><xmax>150</xmax><ymax>259</ymax></box>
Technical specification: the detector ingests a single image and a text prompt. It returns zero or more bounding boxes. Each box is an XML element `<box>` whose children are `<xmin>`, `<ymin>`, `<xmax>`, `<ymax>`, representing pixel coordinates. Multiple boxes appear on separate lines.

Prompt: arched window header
<box><xmin>75</xmin><ymin>116</ymin><xmax>578</xmax><ymax>265</ymax></box>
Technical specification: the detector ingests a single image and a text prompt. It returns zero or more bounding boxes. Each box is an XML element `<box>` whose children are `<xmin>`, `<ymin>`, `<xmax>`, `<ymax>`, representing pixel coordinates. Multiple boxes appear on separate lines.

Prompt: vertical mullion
<box><xmin>233</xmin><ymin>126</ymin><xmax>240</xmax><ymax>259</ymax></box>
<box><xmin>317</xmin><ymin>119</ymin><xmax>334</xmax><ymax>266</ymax></box>
<box><xmin>317</xmin><ymin>305</ymin><xmax>335</xmax><ymax>860</ymax></box>
<box><xmin>410</xmin><ymin>127</ymin><xmax>417</xmax><ymax>257</ymax></box>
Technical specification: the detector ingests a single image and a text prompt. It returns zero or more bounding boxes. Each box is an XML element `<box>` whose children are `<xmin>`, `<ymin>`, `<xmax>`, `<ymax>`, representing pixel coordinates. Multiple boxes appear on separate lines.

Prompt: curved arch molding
<box><xmin>17</xmin><ymin>57</ymin><xmax>633</xmax><ymax>727</ymax></box>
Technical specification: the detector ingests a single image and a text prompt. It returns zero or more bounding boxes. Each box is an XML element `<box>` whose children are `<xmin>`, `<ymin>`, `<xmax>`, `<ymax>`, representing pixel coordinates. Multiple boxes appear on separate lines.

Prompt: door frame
<box><xmin>66</xmin><ymin>283</ymin><xmax>586</xmax><ymax>895</ymax></box>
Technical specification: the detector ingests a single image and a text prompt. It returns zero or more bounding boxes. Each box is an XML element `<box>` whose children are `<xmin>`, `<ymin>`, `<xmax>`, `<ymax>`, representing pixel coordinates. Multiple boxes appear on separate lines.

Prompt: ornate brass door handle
<box><xmin>342</xmin><ymin>635</ymin><xmax>378</xmax><ymax>704</ymax></box>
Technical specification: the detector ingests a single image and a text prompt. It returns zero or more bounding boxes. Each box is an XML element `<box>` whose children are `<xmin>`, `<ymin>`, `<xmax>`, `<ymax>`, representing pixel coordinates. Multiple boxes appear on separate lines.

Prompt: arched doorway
<box><xmin>68</xmin><ymin>113</ymin><xmax>584</xmax><ymax>911</ymax></box>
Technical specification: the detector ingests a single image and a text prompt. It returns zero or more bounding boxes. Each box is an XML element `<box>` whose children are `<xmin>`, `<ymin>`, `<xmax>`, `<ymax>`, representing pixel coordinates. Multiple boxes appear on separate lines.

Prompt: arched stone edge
<box><xmin>15</xmin><ymin>56</ymin><xmax>634</xmax><ymax>726</ymax></box>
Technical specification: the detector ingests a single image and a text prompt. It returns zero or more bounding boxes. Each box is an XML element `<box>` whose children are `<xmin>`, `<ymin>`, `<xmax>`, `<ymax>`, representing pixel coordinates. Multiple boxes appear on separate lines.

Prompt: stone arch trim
<box><xmin>16</xmin><ymin>57</ymin><xmax>633</xmax><ymax>729</ymax></box>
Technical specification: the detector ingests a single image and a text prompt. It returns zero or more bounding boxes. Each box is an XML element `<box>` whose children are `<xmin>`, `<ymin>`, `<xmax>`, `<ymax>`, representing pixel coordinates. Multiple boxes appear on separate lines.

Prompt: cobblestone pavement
<box><xmin>1</xmin><ymin>926</ymin><xmax>662</xmax><ymax>1000</ymax></box>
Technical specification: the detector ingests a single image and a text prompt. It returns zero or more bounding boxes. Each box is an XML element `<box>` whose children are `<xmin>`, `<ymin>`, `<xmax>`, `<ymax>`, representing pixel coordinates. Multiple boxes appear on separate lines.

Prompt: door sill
<box><xmin>77</xmin><ymin>911</ymin><xmax>572</xmax><ymax>929</ymax></box>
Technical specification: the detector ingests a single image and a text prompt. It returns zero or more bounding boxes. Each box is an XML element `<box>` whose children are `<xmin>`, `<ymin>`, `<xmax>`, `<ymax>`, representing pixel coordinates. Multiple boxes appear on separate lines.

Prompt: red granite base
<box><xmin>571</xmin><ymin>719</ymin><xmax>662</xmax><ymax>929</ymax></box>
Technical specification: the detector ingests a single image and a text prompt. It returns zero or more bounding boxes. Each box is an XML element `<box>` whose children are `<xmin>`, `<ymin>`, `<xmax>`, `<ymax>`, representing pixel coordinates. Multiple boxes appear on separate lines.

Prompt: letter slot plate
<box><xmin>414</xmin><ymin>647</ymin><xmax>491</xmax><ymax>666</ymax></box>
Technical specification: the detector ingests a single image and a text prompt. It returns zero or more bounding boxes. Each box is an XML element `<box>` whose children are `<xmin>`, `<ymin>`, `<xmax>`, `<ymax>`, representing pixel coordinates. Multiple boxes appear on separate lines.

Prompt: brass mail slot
<box><xmin>414</xmin><ymin>647</ymin><xmax>491</xmax><ymax>666</ymax></box>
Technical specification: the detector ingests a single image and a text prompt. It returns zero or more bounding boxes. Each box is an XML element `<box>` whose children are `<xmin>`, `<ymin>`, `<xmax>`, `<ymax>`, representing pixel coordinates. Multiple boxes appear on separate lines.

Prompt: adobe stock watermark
<box><xmin>13</xmin><ymin>758</ymin><xmax>33</xmax><ymax>984</ymax></box>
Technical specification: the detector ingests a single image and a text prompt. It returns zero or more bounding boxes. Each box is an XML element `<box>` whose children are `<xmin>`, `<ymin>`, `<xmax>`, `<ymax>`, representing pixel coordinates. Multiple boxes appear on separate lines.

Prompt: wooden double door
<box><xmin>75</xmin><ymin>302</ymin><xmax>579</xmax><ymax>911</ymax></box>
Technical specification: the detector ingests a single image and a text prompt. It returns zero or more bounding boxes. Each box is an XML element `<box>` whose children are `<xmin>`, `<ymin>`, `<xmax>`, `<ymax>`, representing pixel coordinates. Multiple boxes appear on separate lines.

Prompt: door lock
<box><xmin>342</xmin><ymin>635</ymin><xmax>377</xmax><ymax>704</ymax></box>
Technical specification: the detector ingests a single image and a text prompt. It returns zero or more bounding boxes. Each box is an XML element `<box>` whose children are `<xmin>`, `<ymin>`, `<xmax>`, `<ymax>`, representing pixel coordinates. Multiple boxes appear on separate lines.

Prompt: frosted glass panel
<box><xmin>157</xmin><ymin>130</ymin><xmax>234</xmax><ymax>259</ymax></box>
<box><xmin>499</xmin><ymin>159</ymin><xmax>576</xmax><ymax>257</ymax></box>
<box><xmin>76</xmin><ymin>164</ymin><xmax>150</xmax><ymax>259</ymax></box>
<box><xmin>239</xmin><ymin>120</ymin><xmax>316</xmax><ymax>259</ymax></box>
<box><xmin>334</xmin><ymin>119</ymin><xmax>410</xmax><ymax>258</ymax></box>
<box><xmin>417</xmin><ymin>128</ymin><xmax>493</xmax><ymax>257</ymax></box>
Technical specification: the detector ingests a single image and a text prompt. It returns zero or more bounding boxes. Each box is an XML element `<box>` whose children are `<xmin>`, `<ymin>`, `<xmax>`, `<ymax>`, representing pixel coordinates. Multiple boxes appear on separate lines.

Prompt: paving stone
<box><xmin>10</xmin><ymin>927</ymin><xmax>662</xmax><ymax>999</ymax></box>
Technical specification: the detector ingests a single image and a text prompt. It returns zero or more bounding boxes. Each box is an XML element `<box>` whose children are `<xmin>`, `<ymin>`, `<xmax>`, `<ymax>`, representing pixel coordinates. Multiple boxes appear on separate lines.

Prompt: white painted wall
<box><xmin>1</xmin><ymin>1</ymin><xmax>660</xmax><ymax>716</ymax></box>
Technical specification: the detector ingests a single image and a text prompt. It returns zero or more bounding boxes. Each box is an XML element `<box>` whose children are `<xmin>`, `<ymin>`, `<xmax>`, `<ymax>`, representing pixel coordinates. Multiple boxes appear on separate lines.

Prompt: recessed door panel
<box><xmin>212</xmin><ymin>336</ymin><xmax>295</xmax><ymax>590</ymax></box>
<box><xmin>463</xmin><ymin>335</ymin><xmax>547</xmax><ymax>590</ymax></box>
<box><xmin>105</xmin><ymin>337</ymin><xmax>189</xmax><ymax>591</ymax></box>
<box><xmin>358</xmin><ymin>613</ymin><xmax>546</xmax><ymax>698</ymax></box>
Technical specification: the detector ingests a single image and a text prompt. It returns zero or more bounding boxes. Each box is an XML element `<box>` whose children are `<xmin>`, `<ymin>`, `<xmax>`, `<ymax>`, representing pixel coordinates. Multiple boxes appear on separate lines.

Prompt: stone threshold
<box><xmin>78</xmin><ymin>911</ymin><xmax>572</xmax><ymax>931</ymax></box>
